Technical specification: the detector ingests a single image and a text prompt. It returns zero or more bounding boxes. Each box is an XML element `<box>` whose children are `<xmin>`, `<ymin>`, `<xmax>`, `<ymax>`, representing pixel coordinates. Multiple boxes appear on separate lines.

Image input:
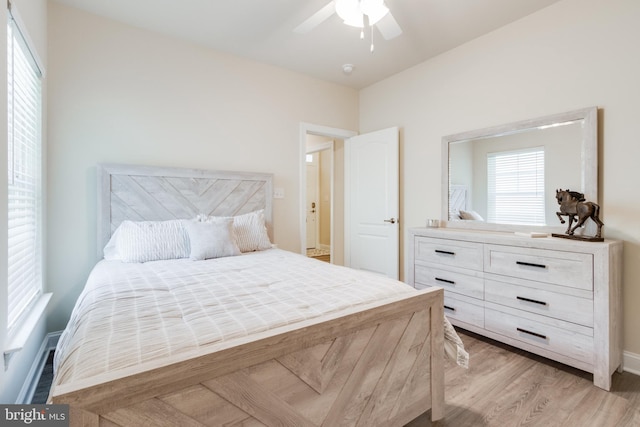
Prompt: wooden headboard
<box><xmin>448</xmin><ymin>184</ymin><xmax>468</xmax><ymax>220</ymax></box>
<box><xmin>97</xmin><ymin>163</ymin><xmax>273</xmax><ymax>257</ymax></box>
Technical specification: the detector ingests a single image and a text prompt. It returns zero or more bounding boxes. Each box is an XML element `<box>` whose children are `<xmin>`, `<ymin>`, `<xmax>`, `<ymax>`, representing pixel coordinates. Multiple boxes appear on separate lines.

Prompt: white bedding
<box><xmin>54</xmin><ymin>249</ymin><xmax>467</xmax><ymax>388</ymax></box>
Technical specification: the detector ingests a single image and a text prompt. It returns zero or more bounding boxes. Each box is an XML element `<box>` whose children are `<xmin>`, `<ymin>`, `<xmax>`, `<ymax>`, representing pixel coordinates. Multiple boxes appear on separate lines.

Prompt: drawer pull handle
<box><xmin>517</xmin><ymin>327</ymin><xmax>547</xmax><ymax>340</ymax></box>
<box><xmin>444</xmin><ymin>305</ymin><xmax>456</xmax><ymax>312</ymax></box>
<box><xmin>435</xmin><ymin>277</ymin><xmax>455</xmax><ymax>285</ymax></box>
<box><xmin>516</xmin><ymin>261</ymin><xmax>547</xmax><ymax>269</ymax></box>
<box><xmin>435</xmin><ymin>250</ymin><xmax>455</xmax><ymax>256</ymax></box>
<box><xmin>516</xmin><ymin>296</ymin><xmax>548</xmax><ymax>306</ymax></box>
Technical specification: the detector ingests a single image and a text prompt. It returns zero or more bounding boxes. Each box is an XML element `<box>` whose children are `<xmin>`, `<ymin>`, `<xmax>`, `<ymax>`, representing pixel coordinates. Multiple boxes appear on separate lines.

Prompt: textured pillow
<box><xmin>459</xmin><ymin>210</ymin><xmax>484</xmax><ymax>221</ymax></box>
<box><xmin>184</xmin><ymin>218</ymin><xmax>240</xmax><ymax>260</ymax></box>
<box><xmin>111</xmin><ymin>220</ymin><xmax>190</xmax><ymax>263</ymax></box>
<box><xmin>230</xmin><ymin>209</ymin><xmax>272</xmax><ymax>252</ymax></box>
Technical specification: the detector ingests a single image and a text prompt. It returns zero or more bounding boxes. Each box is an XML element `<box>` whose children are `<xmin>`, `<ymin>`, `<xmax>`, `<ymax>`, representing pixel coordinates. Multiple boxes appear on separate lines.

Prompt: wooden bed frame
<box><xmin>51</xmin><ymin>163</ymin><xmax>445</xmax><ymax>426</ymax></box>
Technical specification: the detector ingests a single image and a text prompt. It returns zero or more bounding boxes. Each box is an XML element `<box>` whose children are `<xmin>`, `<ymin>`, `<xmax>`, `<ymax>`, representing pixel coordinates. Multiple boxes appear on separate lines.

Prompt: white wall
<box><xmin>0</xmin><ymin>0</ymin><xmax>48</xmax><ymax>403</ymax></box>
<box><xmin>360</xmin><ymin>0</ymin><xmax>640</xmax><ymax>355</ymax></box>
<box><xmin>46</xmin><ymin>3</ymin><xmax>358</xmax><ymax>331</ymax></box>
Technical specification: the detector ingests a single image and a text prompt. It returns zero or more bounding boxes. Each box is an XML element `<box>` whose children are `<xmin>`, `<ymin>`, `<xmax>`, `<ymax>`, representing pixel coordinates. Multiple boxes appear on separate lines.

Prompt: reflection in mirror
<box><xmin>441</xmin><ymin>107</ymin><xmax>597</xmax><ymax>232</ymax></box>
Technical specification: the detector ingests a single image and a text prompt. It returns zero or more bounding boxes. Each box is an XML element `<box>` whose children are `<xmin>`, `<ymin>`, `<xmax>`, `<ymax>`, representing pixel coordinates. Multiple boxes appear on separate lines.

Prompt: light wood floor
<box><xmin>306</xmin><ymin>248</ymin><xmax>331</xmax><ymax>263</ymax></box>
<box><xmin>407</xmin><ymin>329</ymin><xmax>640</xmax><ymax>427</ymax></box>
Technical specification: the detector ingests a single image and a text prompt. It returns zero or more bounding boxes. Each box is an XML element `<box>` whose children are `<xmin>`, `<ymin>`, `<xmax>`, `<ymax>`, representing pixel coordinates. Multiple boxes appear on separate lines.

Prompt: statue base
<box><xmin>551</xmin><ymin>233</ymin><xmax>604</xmax><ymax>242</ymax></box>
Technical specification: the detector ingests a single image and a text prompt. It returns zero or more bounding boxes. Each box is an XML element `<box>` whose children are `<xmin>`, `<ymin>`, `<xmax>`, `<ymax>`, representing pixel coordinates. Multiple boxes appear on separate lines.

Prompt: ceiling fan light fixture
<box><xmin>295</xmin><ymin>0</ymin><xmax>401</xmax><ymax>50</ymax></box>
<box><xmin>335</xmin><ymin>0</ymin><xmax>364</xmax><ymax>28</ymax></box>
<box><xmin>344</xmin><ymin>14</ymin><xmax>365</xmax><ymax>28</ymax></box>
<box><xmin>359</xmin><ymin>0</ymin><xmax>389</xmax><ymax>25</ymax></box>
<box><xmin>329</xmin><ymin>0</ymin><xmax>398</xmax><ymax>52</ymax></box>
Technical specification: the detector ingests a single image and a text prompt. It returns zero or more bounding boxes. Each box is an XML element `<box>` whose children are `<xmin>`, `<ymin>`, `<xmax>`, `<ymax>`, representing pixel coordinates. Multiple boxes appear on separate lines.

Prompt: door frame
<box><xmin>299</xmin><ymin>123</ymin><xmax>357</xmax><ymax>258</ymax></box>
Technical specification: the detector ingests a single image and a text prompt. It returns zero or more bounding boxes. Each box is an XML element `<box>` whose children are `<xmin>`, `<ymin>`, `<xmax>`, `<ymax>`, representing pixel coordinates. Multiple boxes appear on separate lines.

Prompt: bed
<box><xmin>50</xmin><ymin>163</ymin><xmax>466</xmax><ymax>426</ymax></box>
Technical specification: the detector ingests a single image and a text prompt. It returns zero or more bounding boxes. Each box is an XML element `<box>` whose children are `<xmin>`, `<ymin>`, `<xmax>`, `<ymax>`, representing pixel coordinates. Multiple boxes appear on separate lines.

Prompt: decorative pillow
<box><xmin>184</xmin><ymin>218</ymin><xmax>240</xmax><ymax>260</ymax></box>
<box><xmin>459</xmin><ymin>210</ymin><xmax>484</xmax><ymax>221</ymax></box>
<box><xmin>229</xmin><ymin>209</ymin><xmax>272</xmax><ymax>252</ymax></box>
<box><xmin>108</xmin><ymin>220</ymin><xmax>190</xmax><ymax>263</ymax></box>
<box><xmin>198</xmin><ymin>209</ymin><xmax>272</xmax><ymax>252</ymax></box>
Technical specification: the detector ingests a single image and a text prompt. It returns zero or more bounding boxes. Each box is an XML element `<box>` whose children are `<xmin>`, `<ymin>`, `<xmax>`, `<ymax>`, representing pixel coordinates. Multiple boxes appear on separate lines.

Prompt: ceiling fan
<box><xmin>294</xmin><ymin>0</ymin><xmax>403</xmax><ymax>42</ymax></box>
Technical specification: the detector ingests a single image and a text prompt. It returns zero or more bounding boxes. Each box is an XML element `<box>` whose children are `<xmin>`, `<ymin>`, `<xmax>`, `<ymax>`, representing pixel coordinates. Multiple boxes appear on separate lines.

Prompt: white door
<box><xmin>306</xmin><ymin>153</ymin><xmax>319</xmax><ymax>249</ymax></box>
<box><xmin>345</xmin><ymin>127</ymin><xmax>399</xmax><ymax>279</ymax></box>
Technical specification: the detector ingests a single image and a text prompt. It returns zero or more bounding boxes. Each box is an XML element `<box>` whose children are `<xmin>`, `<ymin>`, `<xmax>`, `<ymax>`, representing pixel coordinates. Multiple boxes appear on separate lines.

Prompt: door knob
<box><xmin>384</xmin><ymin>218</ymin><xmax>397</xmax><ymax>224</ymax></box>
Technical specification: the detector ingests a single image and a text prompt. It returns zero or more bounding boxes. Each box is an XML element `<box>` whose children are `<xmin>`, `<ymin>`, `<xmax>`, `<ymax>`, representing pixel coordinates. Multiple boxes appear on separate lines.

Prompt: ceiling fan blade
<box><xmin>293</xmin><ymin>1</ymin><xmax>336</xmax><ymax>34</ymax></box>
<box><xmin>376</xmin><ymin>11</ymin><xmax>402</xmax><ymax>40</ymax></box>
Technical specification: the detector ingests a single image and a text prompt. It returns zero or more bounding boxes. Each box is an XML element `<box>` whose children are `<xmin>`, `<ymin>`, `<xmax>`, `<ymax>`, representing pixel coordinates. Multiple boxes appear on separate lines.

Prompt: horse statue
<box><xmin>555</xmin><ymin>189</ymin><xmax>603</xmax><ymax>238</ymax></box>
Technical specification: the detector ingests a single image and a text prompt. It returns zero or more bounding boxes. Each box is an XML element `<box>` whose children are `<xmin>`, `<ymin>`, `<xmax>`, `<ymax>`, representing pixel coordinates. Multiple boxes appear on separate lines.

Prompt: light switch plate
<box><xmin>273</xmin><ymin>188</ymin><xmax>285</xmax><ymax>199</ymax></box>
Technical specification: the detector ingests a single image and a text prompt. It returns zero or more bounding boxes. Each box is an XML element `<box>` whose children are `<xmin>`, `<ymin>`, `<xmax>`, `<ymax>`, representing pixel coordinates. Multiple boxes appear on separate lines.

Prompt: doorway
<box><xmin>299</xmin><ymin>123</ymin><xmax>357</xmax><ymax>266</ymax></box>
<box><xmin>305</xmin><ymin>142</ymin><xmax>332</xmax><ymax>262</ymax></box>
<box><xmin>299</xmin><ymin>124</ymin><xmax>399</xmax><ymax>278</ymax></box>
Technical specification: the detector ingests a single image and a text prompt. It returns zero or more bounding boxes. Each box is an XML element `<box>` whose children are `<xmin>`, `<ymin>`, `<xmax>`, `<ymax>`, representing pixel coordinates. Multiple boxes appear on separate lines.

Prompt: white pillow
<box><xmin>459</xmin><ymin>210</ymin><xmax>484</xmax><ymax>221</ymax></box>
<box><xmin>184</xmin><ymin>218</ymin><xmax>240</xmax><ymax>260</ymax></box>
<box><xmin>229</xmin><ymin>209</ymin><xmax>272</xmax><ymax>252</ymax></box>
<box><xmin>199</xmin><ymin>209</ymin><xmax>272</xmax><ymax>252</ymax></box>
<box><xmin>106</xmin><ymin>220</ymin><xmax>190</xmax><ymax>263</ymax></box>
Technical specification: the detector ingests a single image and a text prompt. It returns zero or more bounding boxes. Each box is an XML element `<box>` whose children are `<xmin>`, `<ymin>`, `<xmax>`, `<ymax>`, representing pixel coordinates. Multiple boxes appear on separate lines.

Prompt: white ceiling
<box><xmin>53</xmin><ymin>0</ymin><xmax>562</xmax><ymax>89</ymax></box>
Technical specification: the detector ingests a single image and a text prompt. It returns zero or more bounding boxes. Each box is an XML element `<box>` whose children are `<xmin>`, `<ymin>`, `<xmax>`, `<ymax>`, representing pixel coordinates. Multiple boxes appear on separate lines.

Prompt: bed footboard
<box><xmin>53</xmin><ymin>287</ymin><xmax>445</xmax><ymax>426</ymax></box>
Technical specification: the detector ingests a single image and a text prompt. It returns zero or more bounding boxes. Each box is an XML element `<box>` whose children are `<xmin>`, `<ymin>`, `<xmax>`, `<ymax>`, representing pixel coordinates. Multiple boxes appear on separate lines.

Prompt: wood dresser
<box><xmin>407</xmin><ymin>227</ymin><xmax>623</xmax><ymax>390</ymax></box>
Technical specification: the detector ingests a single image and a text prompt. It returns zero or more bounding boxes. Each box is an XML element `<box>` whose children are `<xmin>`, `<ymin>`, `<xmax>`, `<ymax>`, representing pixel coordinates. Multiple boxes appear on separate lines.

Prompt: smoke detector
<box><xmin>342</xmin><ymin>64</ymin><xmax>354</xmax><ymax>75</ymax></box>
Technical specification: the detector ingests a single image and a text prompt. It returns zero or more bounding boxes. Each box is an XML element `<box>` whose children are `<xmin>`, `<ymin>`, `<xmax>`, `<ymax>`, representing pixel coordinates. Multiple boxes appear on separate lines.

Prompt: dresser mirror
<box><xmin>441</xmin><ymin>107</ymin><xmax>598</xmax><ymax>233</ymax></box>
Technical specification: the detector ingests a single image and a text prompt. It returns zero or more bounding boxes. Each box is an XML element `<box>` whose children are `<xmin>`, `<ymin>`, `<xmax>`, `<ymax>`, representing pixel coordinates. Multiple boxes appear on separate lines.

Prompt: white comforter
<box><xmin>54</xmin><ymin>249</ymin><xmax>467</xmax><ymax>387</ymax></box>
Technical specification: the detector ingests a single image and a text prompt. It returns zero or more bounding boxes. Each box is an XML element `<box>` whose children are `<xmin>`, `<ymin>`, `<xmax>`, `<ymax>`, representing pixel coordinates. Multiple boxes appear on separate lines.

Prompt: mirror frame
<box><xmin>441</xmin><ymin>106</ymin><xmax>598</xmax><ymax>233</ymax></box>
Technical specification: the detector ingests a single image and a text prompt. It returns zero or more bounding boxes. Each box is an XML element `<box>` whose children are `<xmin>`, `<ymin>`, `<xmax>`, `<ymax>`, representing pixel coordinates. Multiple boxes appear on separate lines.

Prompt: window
<box><xmin>7</xmin><ymin>9</ymin><xmax>43</xmax><ymax>332</ymax></box>
<box><xmin>487</xmin><ymin>147</ymin><xmax>545</xmax><ymax>225</ymax></box>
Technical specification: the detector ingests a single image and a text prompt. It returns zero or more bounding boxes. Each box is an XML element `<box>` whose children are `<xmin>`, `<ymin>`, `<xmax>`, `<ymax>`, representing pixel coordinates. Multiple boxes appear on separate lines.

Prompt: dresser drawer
<box><xmin>485</xmin><ymin>279</ymin><xmax>593</xmax><ymax>327</ymax></box>
<box><xmin>415</xmin><ymin>237</ymin><xmax>483</xmax><ymax>271</ymax></box>
<box><xmin>443</xmin><ymin>294</ymin><xmax>484</xmax><ymax>328</ymax></box>
<box><xmin>484</xmin><ymin>245</ymin><xmax>593</xmax><ymax>290</ymax></box>
<box><xmin>485</xmin><ymin>307</ymin><xmax>593</xmax><ymax>364</ymax></box>
<box><xmin>415</xmin><ymin>264</ymin><xmax>484</xmax><ymax>299</ymax></box>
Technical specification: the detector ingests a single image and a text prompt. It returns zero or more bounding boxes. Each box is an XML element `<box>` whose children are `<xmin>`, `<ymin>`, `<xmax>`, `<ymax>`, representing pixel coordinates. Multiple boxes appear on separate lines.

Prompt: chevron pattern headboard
<box><xmin>448</xmin><ymin>184</ymin><xmax>468</xmax><ymax>220</ymax></box>
<box><xmin>97</xmin><ymin>163</ymin><xmax>273</xmax><ymax>257</ymax></box>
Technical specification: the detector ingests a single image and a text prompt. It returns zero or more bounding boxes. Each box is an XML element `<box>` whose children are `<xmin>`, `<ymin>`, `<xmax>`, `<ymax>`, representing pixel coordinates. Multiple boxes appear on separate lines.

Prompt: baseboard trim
<box><xmin>623</xmin><ymin>351</ymin><xmax>640</xmax><ymax>376</ymax></box>
<box><xmin>16</xmin><ymin>331</ymin><xmax>61</xmax><ymax>404</ymax></box>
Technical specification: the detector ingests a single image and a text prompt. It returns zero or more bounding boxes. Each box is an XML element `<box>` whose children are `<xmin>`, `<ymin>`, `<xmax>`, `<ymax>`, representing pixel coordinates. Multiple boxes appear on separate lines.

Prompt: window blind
<box><xmin>487</xmin><ymin>147</ymin><xmax>545</xmax><ymax>225</ymax></box>
<box><xmin>7</xmin><ymin>11</ymin><xmax>43</xmax><ymax>331</ymax></box>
